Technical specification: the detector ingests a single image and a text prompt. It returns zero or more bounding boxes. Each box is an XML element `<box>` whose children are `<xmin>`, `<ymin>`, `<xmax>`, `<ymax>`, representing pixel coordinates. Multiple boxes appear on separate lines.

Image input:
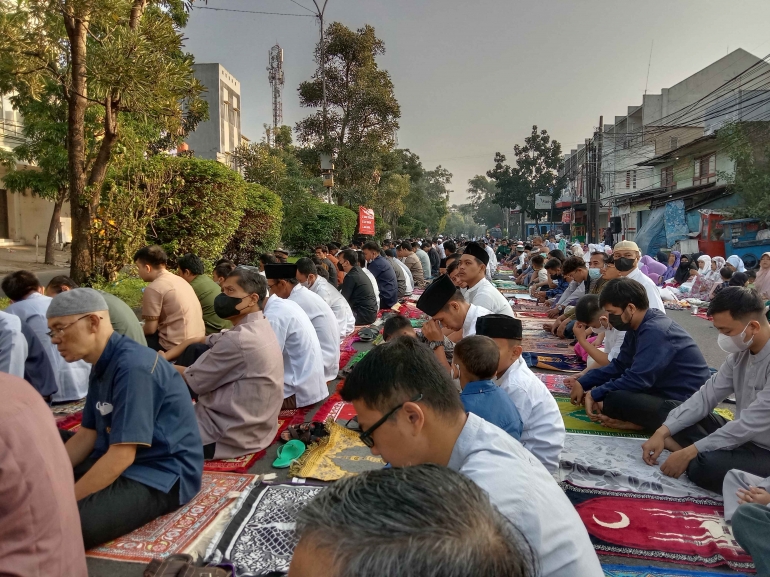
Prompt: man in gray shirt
<box><xmin>340</xmin><ymin>336</ymin><xmax>603</xmax><ymax>577</ymax></box>
<box><xmin>643</xmin><ymin>287</ymin><xmax>770</xmax><ymax>494</ymax></box>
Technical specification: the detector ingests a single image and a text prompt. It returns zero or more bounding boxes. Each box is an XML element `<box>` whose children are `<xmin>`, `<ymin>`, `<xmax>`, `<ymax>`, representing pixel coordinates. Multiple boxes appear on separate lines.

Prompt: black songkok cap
<box><xmin>463</xmin><ymin>242</ymin><xmax>489</xmax><ymax>266</ymax></box>
<box><xmin>416</xmin><ymin>274</ymin><xmax>458</xmax><ymax>317</ymax></box>
<box><xmin>475</xmin><ymin>314</ymin><xmax>522</xmax><ymax>340</ymax></box>
<box><xmin>265</xmin><ymin>263</ymin><xmax>298</xmax><ymax>279</ymax></box>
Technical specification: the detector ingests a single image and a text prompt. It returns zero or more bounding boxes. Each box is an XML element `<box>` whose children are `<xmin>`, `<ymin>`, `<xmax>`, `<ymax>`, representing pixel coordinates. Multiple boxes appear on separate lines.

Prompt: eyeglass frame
<box><xmin>358</xmin><ymin>393</ymin><xmax>423</xmax><ymax>448</ymax></box>
<box><xmin>47</xmin><ymin>314</ymin><xmax>97</xmax><ymax>339</ymax></box>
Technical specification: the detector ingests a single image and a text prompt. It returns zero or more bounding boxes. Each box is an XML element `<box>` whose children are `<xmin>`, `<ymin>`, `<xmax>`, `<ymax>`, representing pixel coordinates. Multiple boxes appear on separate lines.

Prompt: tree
<box><xmin>222</xmin><ymin>183</ymin><xmax>283</xmax><ymax>265</ymax></box>
<box><xmin>0</xmin><ymin>0</ymin><xmax>207</xmax><ymax>282</ymax></box>
<box><xmin>717</xmin><ymin>121</ymin><xmax>770</xmax><ymax>220</ymax></box>
<box><xmin>296</xmin><ymin>22</ymin><xmax>400</xmax><ymax>207</ymax></box>
<box><xmin>466</xmin><ymin>174</ymin><xmax>506</xmax><ymax>232</ymax></box>
<box><xmin>372</xmin><ymin>173</ymin><xmax>409</xmax><ymax>237</ymax></box>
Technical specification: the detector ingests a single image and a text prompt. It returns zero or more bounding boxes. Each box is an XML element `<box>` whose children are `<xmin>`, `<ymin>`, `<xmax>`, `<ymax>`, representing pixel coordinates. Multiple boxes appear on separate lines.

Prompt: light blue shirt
<box><xmin>448</xmin><ymin>413</ymin><xmax>603</xmax><ymax>577</ymax></box>
<box><xmin>6</xmin><ymin>292</ymin><xmax>90</xmax><ymax>402</ymax></box>
<box><xmin>460</xmin><ymin>379</ymin><xmax>522</xmax><ymax>440</ymax></box>
<box><xmin>0</xmin><ymin>310</ymin><xmax>27</xmax><ymax>378</ymax></box>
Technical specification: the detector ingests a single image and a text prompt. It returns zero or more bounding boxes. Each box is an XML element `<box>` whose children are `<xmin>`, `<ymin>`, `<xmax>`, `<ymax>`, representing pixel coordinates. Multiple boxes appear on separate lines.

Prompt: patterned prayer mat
<box><xmin>511</xmin><ymin>299</ymin><xmax>545</xmax><ymax>311</ymax></box>
<box><xmin>537</xmin><ymin>373</ymin><xmax>572</xmax><ymax>396</ymax></box>
<box><xmin>560</xmin><ymin>435</ymin><xmax>721</xmax><ymax>500</ymax></box>
<box><xmin>87</xmin><ymin>472</ymin><xmax>256</xmax><ymax>563</ymax></box>
<box><xmin>339</xmin><ymin>333</ymin><xmax>361</xmax><ymax>368</ymax></box>
<box><xmin>208</xmin><ymin>483</ymin><xmax>323</xmax><ymax>574</ymax></box>
<box><xmin>523</xmin><ymin>352</ymin><xmax>585</xmax><ymax>372</ymax></box>
<box><xmin>338</xmin><ymin>350</ymin><xmax>369</xmax><ymax>378</ymax></box>
<box><xmin>57</xmin><ymin>411</ymin><xmax>83</xmax><ymax>432</ymax></box>
<box><xmin>51</xmin><ymin>398</ymin><xmax>86</xmax><ymax>417</ymax></box>
<box><xmin>557</xmin><ymin>397</ymin><xmax>647</xmax><ymax>438</ymax></box>
<box><xmin>521</xmin><ymin>339</ymin><xmax>575</xmax><ymax>354</ymax></box>
<box><xmin>601</xmin><ymin>564</ymin><xmax>750</xmax><ymax>576</ymax></box>
<box><xmin>516</xmin><ymin>311</ymin><xmax>550</xmax><ymax>318</ymax></box>
<box><xmin>312</xmin><ymin>392</ymin><xmax>357</xmax><ymax>424</ymax></box>
<box><xmin>289</xmin><ymin>420</ymin><xmax>384</xmax><ymax>481</ymax></box>
<box><xmin>566</xmin><ymin>485</ymin><xmax>753</xmax><ymax>572</ymax></box>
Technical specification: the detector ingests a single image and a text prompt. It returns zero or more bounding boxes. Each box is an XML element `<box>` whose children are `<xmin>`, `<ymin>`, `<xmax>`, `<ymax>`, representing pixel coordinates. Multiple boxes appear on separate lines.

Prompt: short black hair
<box><xmin>363</xmin><ymin>241</ymin><xmax>381</xmax><ymax>253</ymax></box>
<box><xmin>708</xmin><ymin>286</ymin><xmax>766</xmax><ymax>321</ymax></box>
<box><xmin>226</xmin><ymin>266</ymin><xmax>268</xmax><ymax>301</ymax></box>
<box><xmin>399</xmin><ymin>241</ymin><xmax>413</xmax><ymax>252</ymax></box>
<box><xmin>544</xmin><ymin>258</ymin><xmax>561</xmax><ymax>271</ymax></box>
<box><xmin>549</xmin><ymin>249</ymin><xmax>566</xmax><ymax>262</ymax></box>
<box><xmin>328</xmin><ymin>242</ymin><xmax>340</xmax><ymax>251</ymax></box>
<box><xmin>746</xmin><ymin>270</ymin><xmax>757</xmax><ymax>281</ymax></box>
<box><xmin>133</xmin><ymin>245</ymin><xmax>168</xmax><ymax>268</ymax></box>
<box><xmin>357</xmin><ymin>251</ymin><xmax>366</xmax><ymax>268</ymax></box>
<box><xmin>295</xmin><ymin>257</ymin><xmax>316</xmax><ymax>276</ymax></box>
<box><xmin>46</xmin><ymin>275</ymin><xmax>78</xmax><ymax>295</ymax></box>
<box><xmin>1</xmin><ymin>270</ymin><xmax>42</xmax><ymax>301</ymax></box>
<box><xmin>411</xmin><ymin>242</ymin><xmax>420</xmax><ymax>250</ymax></box>
<box><xmin>315</xmin><ymin>264</ymin><xmax>330</xmax><ymax>280</ymax></box>
<box><xmin>729</xmin><ymin>272</ymin><xmax>749</xmax><ymax>287</ymax></box>
<box><xmin>562</xmin><ymin>256</ymin><xmax>587</xmax><ymax>275</ymax></box>
<box><xmin>446</xmin><ymin>260</ymin><xmax>459</xmax><ymax>276</ymax></box>
<box><xmin>383</xmin><ymin>315</ymin><xmax>414</xmax><ymax>341</ymax></box>
<box><xmin>720</xmin><ymin>267</ymin><xmax>734</xmax><ymax>280</ymax></box>
<box><xmin>444</xmin><ymin>240</ymin><xmax>456</xmax><ymax>254</ymax></box>
<box><xmin>530</xmin><ymin>254</ymin><xmax>545</xmax><ymax>267</ymax></box>
<box><xmin>177</xmin><ymin>253</ymin><xmax>205</xmax><ymax>276</ymax></box>
<box><xmin>454</xmin><ymin>336</ymin><xmax>499</xmax><ymax>380</ymax></box>
<box><xmin>259</xmin><ymin>253</ymin><xmax>279</xmax><ymax>266</ymax></box>
<box><xmin>314</xmin><ymin>245</ymin><xmax>328</xmax><ymax>253</ymax></box>
<box><xmin>575</xmin><ymin>294</ymin><xmax>602</xmax><ymax>323</ymax></box>
<box><xmin>590</xmin><ymin>252</ymin><xmax>609</xmax><ymax>264</ymax></box>
<box><xmin>342</xmin><ymin>336</ymin><xmax>465</xmax><ymax>416</ymax></box>
<box><xmin>599</xmin><ymin>278</ymin><xmax>649</xmax><ymax>311</ymax></box>
<box><xmin>213</xmin><ymin>260</ymin><xmax>236</xmax><ymax>279</ymax></box>
<box><xmin>340</xmin><ymin>249</ymin><xmax>358</xmax><ymax>267</ymax></box>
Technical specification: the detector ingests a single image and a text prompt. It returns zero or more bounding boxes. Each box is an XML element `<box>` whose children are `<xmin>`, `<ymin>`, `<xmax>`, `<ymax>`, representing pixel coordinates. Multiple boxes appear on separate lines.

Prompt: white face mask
<box><xmin>717</xmin><ymin>323</ymin><xmax>755</xmax><ymax>354</ymax></box>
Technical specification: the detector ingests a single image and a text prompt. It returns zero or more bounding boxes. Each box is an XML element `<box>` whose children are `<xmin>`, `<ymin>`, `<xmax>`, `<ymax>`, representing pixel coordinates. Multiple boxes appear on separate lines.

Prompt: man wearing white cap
<box><xmin>611</xmin><ymin>240</ymin><xmax>665</xmax><ymax>312</ymax></box>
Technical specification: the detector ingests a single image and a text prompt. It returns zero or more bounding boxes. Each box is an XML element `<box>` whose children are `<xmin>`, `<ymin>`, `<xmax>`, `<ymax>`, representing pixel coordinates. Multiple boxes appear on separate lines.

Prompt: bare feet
<box><xmin>598</xmin><ymin>416</ymin><xmax>644</xmax><ymax>430</ymax></box>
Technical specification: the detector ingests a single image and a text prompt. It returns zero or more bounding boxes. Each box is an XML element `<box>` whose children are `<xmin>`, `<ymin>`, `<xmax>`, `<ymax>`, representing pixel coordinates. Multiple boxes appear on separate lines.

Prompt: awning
<box><xmin>648</xmin><ymin>183</ymin><xmax>730</xmax><ymax>209</ymax></box>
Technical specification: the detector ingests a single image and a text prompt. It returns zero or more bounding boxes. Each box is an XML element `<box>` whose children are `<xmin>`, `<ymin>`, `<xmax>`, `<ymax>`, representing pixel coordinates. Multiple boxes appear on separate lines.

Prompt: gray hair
<box><xmin>226</xmin><ymin>266</ymin><xmax>267</xmax><ymax>301</ymax></box>
<box><xmin>294</xmin><ymin>464</ymin><xmax>538</xmax><ymax>577</ymax></box>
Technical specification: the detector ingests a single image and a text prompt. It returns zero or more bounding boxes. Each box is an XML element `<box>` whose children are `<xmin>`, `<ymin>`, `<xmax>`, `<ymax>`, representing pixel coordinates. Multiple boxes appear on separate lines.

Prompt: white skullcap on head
<box><xmin>46</xmin><ymin>288</ymin><xmax>108</xmax><ymax>319</ymax></box>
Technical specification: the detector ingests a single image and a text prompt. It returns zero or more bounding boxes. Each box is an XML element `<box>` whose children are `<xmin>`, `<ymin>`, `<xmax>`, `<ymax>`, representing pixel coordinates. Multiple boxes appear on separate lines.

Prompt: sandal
<box><xmin>280</xmin><ymin>421</ymin><xmax>328</xmax><ymax>444</ymax></box>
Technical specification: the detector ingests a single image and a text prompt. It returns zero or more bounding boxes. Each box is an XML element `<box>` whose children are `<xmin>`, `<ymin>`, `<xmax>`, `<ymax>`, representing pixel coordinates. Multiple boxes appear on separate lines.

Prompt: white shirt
<box><xmin>0</xmin><ymin>311</ymin><xmax>27</xmax><ymax>378</ymax></box>
<box><xmin>463</xmin><ymin>277</ymin><xmax>514</xmax><ymax>317</ymax></box>
<box><xmin>626</xmin><ymin>267</ymin><xmax>665</xmax><ymax>312</ymax></box>
<box><xmin>485</xmin><ymin>245</ymin><xmax>497</xmax><ymax>271</ymax></box>
<box><xmin>6</xmin><ymin>292</ymin><xmax>90</xmax><ymax>402</ymax></box>
<box><xmin>391</xmin><ymin>258</ymin><xmax>413</xmax><ymax>295</ymax></box>
<box><xmin>462</xmin><ymin>303</ymin><xmax>492</xmax><ymax>338</ymax></box>
<box><xmin>437</xmin><ymin>243</ymin><xmax>446</xmax><ymax>259</ymax></box>
<box><xmin>496</xmin><ymin>356</ymin><xmax>565</xmax><ymax>473</ymax></box>
<box><xmin>448</xmin><ymin>414</ymin><xmax>603</xmax><ymax>577</ymax></box>
<box><xmin>308</xmin><ymin>277</ymin><xmax>355</xmax><ymax>340</ymax></box>
<box><xmin>362</xmin><ymin>267</ymin><xmax>380</xmax><ymax>309</ymax></box>
<box><xmin>263</xmin><ymin>296</ymin><xmax>327</xmax><ymax>407</ymax></box>
<box><xmin>600</xmin><ymin>326</ymin><xmax>625</xmax><ymax>362</ymax></box>
<box><xmin>288</xmin><ymin>284</ymin><xmax>340</xmax><ymax>382</ymax></box>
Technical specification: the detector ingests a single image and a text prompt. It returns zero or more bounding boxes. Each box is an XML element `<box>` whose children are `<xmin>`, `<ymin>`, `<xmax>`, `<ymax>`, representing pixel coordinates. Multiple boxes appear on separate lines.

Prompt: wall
<box><xmin>187</xmin><ymin>63</ymin><xmax>223</xmax><ymax>161</ymax></box>
<box><xmin>7</xmin><ymin>190</ymin><xmax>72</xmax><ymax>243</ymax></box>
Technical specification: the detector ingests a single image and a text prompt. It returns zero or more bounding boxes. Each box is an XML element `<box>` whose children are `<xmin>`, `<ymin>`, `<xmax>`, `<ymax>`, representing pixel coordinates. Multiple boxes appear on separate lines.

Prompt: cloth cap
<box><xmin>274</xmin><ymin>247</ymin><xmax>289</xmax><ymax>255</ymax></box>
<box><xmin>613</xmin><ymin>240</ymin><xmax>640</xmax><ymax>253</ymax></box>
<box><xmin>47</xmin><ymin>288</ymin><xmax>108</xmax><ymax>319</ymax></box>
<box><xmin>416</xmin><ymin>274</ymin><xmax>458</xmax><ymax>316</ymax></box>
<box><xmin>475</xmin><ymin>314</ymin><xmax>522</xmax><ymax>340</ymax></box>
<box><xmin>463</xmin><ymin>242</ymin><xmax>489</xmax><ymax>266</ymax></box>
<box><xmin>516</xmin><ymin>244</ymin><xmax>525</xmax><ymax>251</ymax></box>
<box><xmin>265</xmin><ymin>263</ymin><xmax>298</xmax><ymax>279</ymax></box>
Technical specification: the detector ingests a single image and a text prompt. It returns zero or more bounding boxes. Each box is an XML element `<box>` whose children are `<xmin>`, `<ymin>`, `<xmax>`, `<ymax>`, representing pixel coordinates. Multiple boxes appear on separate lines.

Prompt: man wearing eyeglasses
<box><xmin>340</xmin><ymin>337</ymin><xmax>603</xmax><ymax>577</ymax></box>
<box><xmin>48</xmin><ymin>288</ymin><xmax>203</xmax><ymax>550</ymax></box>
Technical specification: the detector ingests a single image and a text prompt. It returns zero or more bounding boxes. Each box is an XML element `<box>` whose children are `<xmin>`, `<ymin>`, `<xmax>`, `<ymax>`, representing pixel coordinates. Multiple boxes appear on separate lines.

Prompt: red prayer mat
<box><xmin>536</xmin><ymin>373</ymin><xmax>572</xmax><ymax>396</ymax></box>
<box><xmin>57</xmin><ymin>411</ymin><xmax>83</xmax><ymax>432</ymax></box>
<box><xmin>313</xmin><ymin>392</ymin><xmax>357</xmax><ymax>424</ymax></box>
<box><xmin>565</xmin><ymin>484</ymin><xmax>754</xmax><ymax>572</ymax></box>
<box><xmin>516</xmin><ymin>311</ymin><xmax>550</xmax><ymax>319</ymax></box>
<box><xmin>87</xmin><ymin>472</ymin><xmax>255</xmax><ymax>563</ymax></box>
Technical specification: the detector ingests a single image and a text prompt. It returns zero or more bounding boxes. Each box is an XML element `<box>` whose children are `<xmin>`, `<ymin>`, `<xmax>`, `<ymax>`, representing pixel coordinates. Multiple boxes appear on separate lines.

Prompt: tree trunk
<box><xmin>45</xmin><ymin>189</ymin><xmax>65</xmax><ymax>265</ymax></box>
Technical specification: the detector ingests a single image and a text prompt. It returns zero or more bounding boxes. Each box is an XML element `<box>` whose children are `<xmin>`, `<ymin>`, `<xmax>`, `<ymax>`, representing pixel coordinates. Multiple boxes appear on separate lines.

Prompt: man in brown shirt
<box><xmin>397</xmin><ymin>241</ymin><xmax>426</xmax><ymax>288</ymax></box>
<box><xmin>134</xmin><ymin>245</ymin><xmax>205</xmax><ymax>351</ymax></box>
<box><xmin>0</xmin><ymin>373</ymin><xmax>87</xmax><ymax>576</ymax></box>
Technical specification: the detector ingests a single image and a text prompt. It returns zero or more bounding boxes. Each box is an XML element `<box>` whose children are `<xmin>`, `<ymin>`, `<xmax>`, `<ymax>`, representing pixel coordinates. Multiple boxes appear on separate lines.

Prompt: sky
<box><xmin>183</xmin><ymin>0</ymin><xmax>770</xmax><ymax>205</ymax></box>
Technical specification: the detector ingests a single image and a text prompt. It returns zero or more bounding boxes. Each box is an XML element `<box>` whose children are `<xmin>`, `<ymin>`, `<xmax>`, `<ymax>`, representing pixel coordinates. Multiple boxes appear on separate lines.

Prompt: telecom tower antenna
<box><xmin>267</xmin><ymin>44</ymin><xmax>285</xmax><ymax>144</ymax></box>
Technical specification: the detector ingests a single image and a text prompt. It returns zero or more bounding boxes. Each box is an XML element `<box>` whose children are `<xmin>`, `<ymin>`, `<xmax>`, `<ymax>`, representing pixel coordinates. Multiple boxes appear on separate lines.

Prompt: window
<box><xmin>661</xmin><ymin>166</ymin><xmax>674</xmax><ymax>190</ymax></box>
<box><xmin>693</xmin><ymin>153</ymin><xmax>717</xmax><ymax>186</ymax></box>
<box><xmin>625</xmin><ymin>171</ymin><xmax>631</xmax><ymax>189</ymax></box>
<box><xmin>669</xmin><ymin>136</ymin><xmax>678</xmax><ymax>150</ymax></box>
<box><xmin>632</xmin><ymin>170</ymin><xmax>637</xmax><ymax>189</ymax></box>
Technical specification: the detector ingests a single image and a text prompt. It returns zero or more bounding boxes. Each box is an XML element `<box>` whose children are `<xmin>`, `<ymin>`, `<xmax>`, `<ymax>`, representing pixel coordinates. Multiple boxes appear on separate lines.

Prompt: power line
<box><xmin>195</xmin><ymin>6</ymin><xmax>315</xmax><ymax>17</ymax></box>
<box><xmin>284</xmin><ymin>0</ymin><xmax>316</xmax><ymax>14</ymax></box>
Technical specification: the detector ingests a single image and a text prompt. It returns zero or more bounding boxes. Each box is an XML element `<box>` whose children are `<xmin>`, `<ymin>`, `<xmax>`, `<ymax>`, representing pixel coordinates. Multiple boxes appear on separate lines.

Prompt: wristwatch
<box><xmin>429</xmin><ymin>340</ymin><xmax>444</xmax><ymax>351</ymax></box>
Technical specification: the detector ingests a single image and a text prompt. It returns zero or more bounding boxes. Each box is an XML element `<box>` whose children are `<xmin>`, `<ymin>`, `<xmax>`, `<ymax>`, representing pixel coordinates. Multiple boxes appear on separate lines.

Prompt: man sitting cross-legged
<box><xmin>162</xmin><ymin>267</ymin><xmax>284</xmax><ymax>460</ymax></box>
<box><xmin>289</xmin><ymin>464</ymin><xmax>538</xmax><ymax>577</ymax></box>
<box><xmin>50</xmin><ymin>289</ymin><xmax>203</xmax><ymax>549</ymax></box>
<box><xmin>295</xmin><ymin>257</ymin><xmax>355</xmax><ymax>340</ymax></box>
<box><xmin>340</xmin><ymin>337</ymin><xmax>603</xmax><ymax>577</ymax></box>
<box><xmin>475</xmin><ymin>314</ymin><xmax>565</xmax><ymax>473</ymax></box>
<box><xmin>454</xmin><ymin>335</ymin><xmax>523</xmax><ymax>441</ymax></box>
<box><xmin>642</xmin><ymin>287</ymin><xmax>770</xmax><ymax>494</ymax></box>
<box><xmin>567</xmin><ymin>278</ymin><xmax>710</xmax><ymax>433</ymax></box>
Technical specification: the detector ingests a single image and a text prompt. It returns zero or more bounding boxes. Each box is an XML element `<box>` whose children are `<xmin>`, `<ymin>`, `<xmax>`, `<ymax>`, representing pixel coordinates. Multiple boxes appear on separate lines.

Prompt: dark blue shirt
<box><xmin>460</xmin><ymin>379</ymin><xmax>523</xmax><ymax>440</ymax></box>
<box><xmin>578</xmin><ymin>309</ymin><xmax>710</xmax><ymax>403</ymax></box>
<box><xmin>20</xmin><ymin>318</ymin><xmax>57</xmax><ymax>398</ymax></box>
<box><xmin>81</xmin><ymin>333</ymin><xmax>203</xmax><ymax>504</ymax></box>
<box><xmin>367</xmin><ymin>255</ymin><xmax>398</xmax><ymax>309</ymax></box>
<box><xmin>545</xmin><ymin>276</ymin><xmax>570</xmax><ymax>299</ymax></box>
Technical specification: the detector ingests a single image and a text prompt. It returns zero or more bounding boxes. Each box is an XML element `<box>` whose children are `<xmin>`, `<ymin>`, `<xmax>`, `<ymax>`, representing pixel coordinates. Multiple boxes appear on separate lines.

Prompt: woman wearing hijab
<box><xmin>656</xmin><ymin>250</ymin><xmax>668</xmax><ymax>264</ymax></box>
<box><xmin>640</xmin><ymin>255</ymin><xmax>667</xmax><ymax>278</ymax></box>
<box><xmin>727</xmin><ymin>254</ymin><xmax>747</xmax><ymax>272</ymax></box>
<box><xmin>696</xmin><ymin>254</ymin><xmax>712</xmax><ymax>277</ymax></box>
<box><xmin>753</xmin><ymin>252</ymin><xmax>770</xmax><ymax>298</ymax></box>
<box><xmin>662</xmin><ymin>251</ymin><xmax>681</xmax><ymax>283</ymax></box>
<box><xmin>671</xmin><ymin>254</ymin><xmax>695</xmax><ymax>285</ymax></box>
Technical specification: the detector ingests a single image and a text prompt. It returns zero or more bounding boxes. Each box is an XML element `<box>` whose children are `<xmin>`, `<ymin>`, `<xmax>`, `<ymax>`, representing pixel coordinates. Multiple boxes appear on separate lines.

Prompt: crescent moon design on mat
<box><xmin>593</xmin><ymin>512</ymin><xmax>630</xmax><ymax>529</ymax></box>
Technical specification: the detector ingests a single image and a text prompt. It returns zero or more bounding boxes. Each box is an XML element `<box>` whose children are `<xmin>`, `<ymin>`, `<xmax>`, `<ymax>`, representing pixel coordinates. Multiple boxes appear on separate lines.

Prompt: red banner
<box><xmin>359</xmin><ymin>207</ymin><xmax>375</xmax><ymax>235</ymax></box>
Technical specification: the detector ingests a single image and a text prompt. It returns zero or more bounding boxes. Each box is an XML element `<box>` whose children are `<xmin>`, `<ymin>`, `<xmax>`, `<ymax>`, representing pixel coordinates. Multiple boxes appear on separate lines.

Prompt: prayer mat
<box><xmin>511</xmin><ymin>300</ymin><xmax>545</xmax><ymax>311</ymax></box>
<box><xmin>207</xmin><ymin>482</ymin><xmax>324</xmax><ymax>574</ymax></box>
<box><xmin>51</xmin><ymin>398</ymin><xmax>86</xmax><ymax>416</ymax></box>
<box><xmin>601</xmin><ymin>563</ymin><xmax>750</xmax><ymax>576</ymax></box>
<box><xmin>521</xmin><ymin>339</ymin><xmax>574</xmax><ymax>353</ymax></box>
<box><xmin>557</xmin><ymin>397</ymin><xmax>647</xmax><ymax>438</ymax></box>
<box><xmin>339</xmin><ymin>333</ymin><xmax>361</xmax><ymax>368</ymax></box>
<box><xmin>537</xmin><ymin>373</ymin><xmax>572</xmax><ymax>396</ymax></box>
<box><xmin>312</xmin><ymin>392</ymin><xmax>357</xmax><ymax>424</ymax></box>
<box><xmin>289</xmin><ymin>420</ymin><xmax>384</xmax><ymax>481</ymax></box>
<box><xmin>516</xmin><ymin>311</ymin><xmax>550</xmax><ymax>318</ymax></box>
<box><xmin>566</xmin><ymin>485</ymin><xmax>753</xmax><ymax>572</ymax></box>
<box><xmin>56</xmin><ymin>411</ymin><xmax>83</xmax><ymax>431</ymax></box>
<box><xmin>338</xmin><ymin>350</ymin><xmax>369</xmax><ymax>378</ymax></box>
<box><xmin>523</xmin><ymin>352</ymin><xmax>585</xmax><ymax>372</ymax></box>
<box><xmin>560</xmin><ymin>435</ymin><xmax>721</xmax><ymax>500</ymax></box>
<box><xmin>87</xmin><ymin>472</ymin><xmax>256</xmax><ymax>563</ymax></box>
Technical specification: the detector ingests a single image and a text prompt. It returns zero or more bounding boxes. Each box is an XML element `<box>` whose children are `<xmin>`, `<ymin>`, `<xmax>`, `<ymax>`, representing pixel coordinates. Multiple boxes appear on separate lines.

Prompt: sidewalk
<box><xmin>0</xmin><ymin>244</ymin><xmax>71</xmax><ymax>295</ymax></box>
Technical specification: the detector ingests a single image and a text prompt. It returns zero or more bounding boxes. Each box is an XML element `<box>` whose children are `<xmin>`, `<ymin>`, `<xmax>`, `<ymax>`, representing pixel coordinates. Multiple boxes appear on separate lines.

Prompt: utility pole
<box><xmin>311</xmin><ymin>0</ymin><xmax>330</xmax><ymax>148</ymax></box>
<box><xmin>595</xmin><ymin>116</ymin><xmax>604</xmax><ymax>245</ymax></box>
<box><xmin>267</xmin><ymin>44</ymin><xmax>284</xmax><ymax>146</ymax></box>
<box><xmin>585</xmin><ymin>138</ymin><xmax>593</xmax><ymax>243</ymax></box>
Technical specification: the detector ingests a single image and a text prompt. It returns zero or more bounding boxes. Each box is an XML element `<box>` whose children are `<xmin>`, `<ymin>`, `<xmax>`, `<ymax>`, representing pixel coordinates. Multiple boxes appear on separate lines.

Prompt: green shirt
<box><xmin>97</xmin><ymin>290</ymin><xmax>147</xmax><ymax>346</ymax></box>
<box><xmin>190</xmin><ymin>275</ymin><xmax>232</xmax><ymax>334</ymax></box>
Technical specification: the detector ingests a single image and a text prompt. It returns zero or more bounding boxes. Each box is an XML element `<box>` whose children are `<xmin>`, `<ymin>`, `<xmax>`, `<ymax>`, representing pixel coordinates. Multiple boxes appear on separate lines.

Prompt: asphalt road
<box><xmin>0</xmin><ymin>268</ymin><xmax>70</xmax><ymax>297</ymax></box>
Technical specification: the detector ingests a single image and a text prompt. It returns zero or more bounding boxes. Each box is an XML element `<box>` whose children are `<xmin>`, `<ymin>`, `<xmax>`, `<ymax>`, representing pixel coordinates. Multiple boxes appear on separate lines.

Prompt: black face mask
<box><xmin>608</xmin><ymin>308</ymin><xmax>633</xmax><ymax>331</ymax></box>
<box><xmin>615</xmin><ymin>257</ymin><xmax>636</xmax><ymax>272</ymax></box>
<box><xmin>214</xmin><ymin>293</ymin><xmax>250</xmax><ymax>319</ymax></box>
<box><xmin>679</xmin><ymin>261</ymin><xmax>690</xmax><ymax>269</ymax></box>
